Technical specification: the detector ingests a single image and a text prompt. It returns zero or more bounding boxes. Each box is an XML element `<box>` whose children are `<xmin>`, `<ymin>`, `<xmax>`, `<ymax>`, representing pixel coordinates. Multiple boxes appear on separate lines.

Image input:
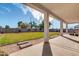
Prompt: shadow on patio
<box><xmin>42</xmin><ymin>41</ymin><xmax>53</xmax><ymax>56</ymax></box>
<box><xmin>62</xmin><ymin>35</ymin><xmax>79</xmax><ymax>43</ymax></box>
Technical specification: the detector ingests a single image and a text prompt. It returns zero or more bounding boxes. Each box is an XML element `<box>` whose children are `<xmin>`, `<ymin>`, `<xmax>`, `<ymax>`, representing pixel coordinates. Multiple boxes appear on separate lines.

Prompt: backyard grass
<box><xmin>0</xmin><ymin>32</ymin><xmax>59</xmax><ymax>46</ymax></box>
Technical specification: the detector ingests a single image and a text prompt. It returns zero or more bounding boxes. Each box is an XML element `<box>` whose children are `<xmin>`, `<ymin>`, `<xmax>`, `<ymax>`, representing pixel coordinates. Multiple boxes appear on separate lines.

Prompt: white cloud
<box><xmin>2</xmin><ymin>7</ymin><xmax>11</xmax><ymax>12</ymax></box>
<box><xmin>13</xmin><ymin>4</ymin><xmax>31</xmax><ymax>15</ymax></box>
<box><xmin>19</xmin><ymin>4</ymin><xmax>28</xmax><ymax>14</ymax></box>
<box><xmin>12</xmin><ymin>3</ymin><xmax>44</xmax><ymax>21</ymax></box>
<box><xmin>0</xmin><ymin>6</ymin><xmax>11</xmax><ymax>14</ymax></box>
<box><xmin>63</xmin><ymin>23</ymin><xmax>66</xmax><ymax>29</ymax></box>
<box><xmin>49</xmin><ymin>16</ymin><xmax>54</xmax><ymax>22</ymax></box>
<box><xmin>26</xmin><ymin>6</ymin><xmax>44</xmax><ymax>20</ymax></box>
<box><xmin>21</xmin><ymin>7</ymin><xmax>28</xmax><ymax>14</ymax></box>
<box><xmin>12</xmin><ymin>3</ymin><xmax>28</xmax><ymax>15</ymax></box>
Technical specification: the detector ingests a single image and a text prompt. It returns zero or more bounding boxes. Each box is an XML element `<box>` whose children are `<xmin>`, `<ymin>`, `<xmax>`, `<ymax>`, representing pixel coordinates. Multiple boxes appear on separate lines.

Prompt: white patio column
<box><xmin>44</xmin><ymin>12</ymin><xmax>49</xmax><ymax>43</ymax></box>
<box><xmin>66</xmin><ymin>23</ymin><xmax>68</xmax><ymax>33</ymax></box>
<box><xmin>60</xmin><ymin>20</ymin><xmax>63</xmax><ymax>36</ymax></box>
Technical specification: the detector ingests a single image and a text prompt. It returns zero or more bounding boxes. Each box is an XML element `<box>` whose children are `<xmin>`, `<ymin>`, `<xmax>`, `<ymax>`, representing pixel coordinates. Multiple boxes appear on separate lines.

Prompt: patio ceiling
<box><xmin>40</xmin><ymin>3</ymin><xmax>79</xmax><ymax>24</ymax></box>
<box><xmin>25</xmin><ymin>3</ymin><xmax>79</xmax><ymax>24</ymax></box>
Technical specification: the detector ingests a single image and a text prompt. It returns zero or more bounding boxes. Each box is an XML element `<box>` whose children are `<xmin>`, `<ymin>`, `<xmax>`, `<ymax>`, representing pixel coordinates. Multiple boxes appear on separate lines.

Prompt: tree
<box><xmin>32</xmin><ymin>21</ymin><xmax>37</xmax><ymax>29</ymax></box>
<box><xmin>29</xmin><ymin>21</ymin><xmax>32</xmax><ymax>29</ymax></box>
<box><xmin>29</xmin><ymin>21</ymin><xmax>38</xmax><ymax>31</ymax></box>
<box><xmin>18</xmin><ymin>21</ymin><xmax>27</xmax><ymax>29</ymax></box>
<box><xmin>5</xmin><ymin>25</ymin><xmax>10</xmax><ymax>29</ymax></box>
<box><xmin>18</xmin><ymin>21</ymin><xmax>22</xmax><ymax>28</ymax></box>
<box><xmin>0</xmin><ymin>26</ymin><xmax>3</xmax><ymax>33</ymax></box>
<box><xmin>39</xmin><ymin>20</ymin><xmax>51</xmax><ymax>30</ymax></box>
<box><xmin>39</xmin><ymin>21</ymin><xmax>44</xmax><ymax>30</ymax></box>
<box><xmin>20</xmin><ymin>23</ymin><xmax>27</xmax><ymax>29</ymax></box>
<box><xmin>5</xmin><ymin>25</ymin><xmax>10</xmax><ymax>33</ymax></box>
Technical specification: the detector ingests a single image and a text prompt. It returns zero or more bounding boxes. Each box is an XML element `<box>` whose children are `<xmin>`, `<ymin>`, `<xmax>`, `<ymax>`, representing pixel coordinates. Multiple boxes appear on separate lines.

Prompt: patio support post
<box><xmin>44</xmin><ymin>12</ymin><xmax>49</xmax><ymax>43</ymax></box>
<box><xmin>60</xmin><ymin>20</ymin><xmax>63</xmax><ymax>36</ymax></box>
<box><xmin>66</xmin><ymin>23</ymin><xmax>68</xmax><ymax>33</ymax></box>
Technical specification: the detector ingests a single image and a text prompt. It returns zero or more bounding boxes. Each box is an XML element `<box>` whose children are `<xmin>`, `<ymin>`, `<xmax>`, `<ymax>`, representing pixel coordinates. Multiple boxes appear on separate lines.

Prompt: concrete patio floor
<box><xmin>9</xmin><ymin>34</ymin><xmax>79</xmax><ymax>56</ymax></box>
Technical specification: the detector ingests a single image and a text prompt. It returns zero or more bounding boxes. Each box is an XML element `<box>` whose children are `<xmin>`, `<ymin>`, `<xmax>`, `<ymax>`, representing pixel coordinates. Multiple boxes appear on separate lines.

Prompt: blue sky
<box><xmin>0</xmin><ymin>3</ymin><xmax>44</xmax><ymax>28</ymax></box>
<box><xmin>0</xmin><ymin>3</ymin><xmax>78</xmax><ymax>29</ymax></box>
<box><xmin>0</xmin><ymin>3</ymin><xmax>28</xmax><ymax>28</ymax></box>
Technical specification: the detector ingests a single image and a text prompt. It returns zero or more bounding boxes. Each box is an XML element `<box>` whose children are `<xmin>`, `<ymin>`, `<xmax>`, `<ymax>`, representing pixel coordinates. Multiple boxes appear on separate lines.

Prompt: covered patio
<box><xmin>10</xmin><ymin>34</ymin><xmax>79</xmax><ymax>56</ymax></box>
<box><xmin>9</xmin><ymin>3</ymin><xmax>79</xmax><ymax>56</ymax></box>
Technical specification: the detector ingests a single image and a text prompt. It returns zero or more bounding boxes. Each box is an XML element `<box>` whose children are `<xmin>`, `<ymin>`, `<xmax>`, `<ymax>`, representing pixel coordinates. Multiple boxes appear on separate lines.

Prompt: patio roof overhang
<box><xmin>23</xmin><ymin>3</ymin><xmax>79</xmax><ymax>41</ymax></box>
<box><xmin>24</xmin><ymin>3</ymin><xmax>79</xmax><ymax>24</ymax></box>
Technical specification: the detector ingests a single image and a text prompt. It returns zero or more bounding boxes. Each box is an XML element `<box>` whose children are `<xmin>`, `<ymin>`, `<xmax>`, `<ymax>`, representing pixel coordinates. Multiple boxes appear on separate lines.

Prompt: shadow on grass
<box><xmin>42</xmin><ymin>41</ymin><xmax>53</xmax><ymax>56</ymax></box>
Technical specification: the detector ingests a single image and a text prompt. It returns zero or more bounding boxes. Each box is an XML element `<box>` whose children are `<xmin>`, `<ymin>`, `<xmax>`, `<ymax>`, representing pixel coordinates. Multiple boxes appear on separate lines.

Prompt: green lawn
<box><xmin>0</xmin><ymin>32</ymin><xmax>59</xmax><ymax>46</ymax></box>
